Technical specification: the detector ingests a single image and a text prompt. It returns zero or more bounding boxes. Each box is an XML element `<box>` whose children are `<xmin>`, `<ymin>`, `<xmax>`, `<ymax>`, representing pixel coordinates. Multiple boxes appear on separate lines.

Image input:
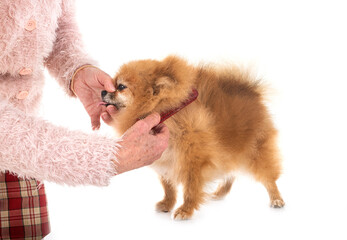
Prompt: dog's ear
<box><xmin>152</xmin><ymin>76</ymin><xmax>175</xmax><ymax>96</ymax></box>
<box><xmin>158</xmin><ymin>56</ymin><xmax>180</xmax><ymax>78</ymax></box>
<box><xmin>152</xmin><ymin>56</ymin><xmax>187</xmax><ymax>96</ymax></box>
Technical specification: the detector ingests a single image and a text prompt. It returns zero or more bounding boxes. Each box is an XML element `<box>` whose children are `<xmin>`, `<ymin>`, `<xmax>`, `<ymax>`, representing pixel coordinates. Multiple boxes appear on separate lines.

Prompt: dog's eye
<box><xmin>117</xmin><ymin>84</ymin><xmax>127</xmax><ymax>91</ymax></box>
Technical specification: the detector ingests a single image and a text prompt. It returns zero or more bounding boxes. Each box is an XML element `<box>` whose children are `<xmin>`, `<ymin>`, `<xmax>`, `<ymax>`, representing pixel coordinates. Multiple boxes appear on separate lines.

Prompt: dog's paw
<box><xmin>270</xmin><ymin>199</ymin><xmax>285</xmax><ymax>208</ymax></box>
<box><xmin>172</xmin><ymin>207</ymin><xmax>193</xmax><ymax>220</ymax></box>
<box><xmin>156</xmin><ymin>200</ymin><xmax>174</xmax><ymax>213</ymax></box>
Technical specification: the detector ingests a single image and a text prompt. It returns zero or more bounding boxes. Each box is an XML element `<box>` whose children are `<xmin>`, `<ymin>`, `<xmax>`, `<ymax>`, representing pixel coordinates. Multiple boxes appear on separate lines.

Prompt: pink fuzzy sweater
<box><xmin>0</xmin><ymin>0</ymin><xmax>117</xmax><ymax>186</ymax></box>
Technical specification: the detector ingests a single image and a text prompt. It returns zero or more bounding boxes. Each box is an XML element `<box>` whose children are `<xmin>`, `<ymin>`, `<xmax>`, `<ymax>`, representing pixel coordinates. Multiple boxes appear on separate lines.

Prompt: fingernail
<box><xmin>153</xmin><ymin>112</ymin><xmax>161</xmax><ymax>121</ymax></box>
<box><xmin>108</xmin><ymin>83</ymin><xmax>116</xmax><ymax>92</ymax></box>
<box><xmin>92</xmin><ymin>125</ymin><xmax>100</xmax><ymax>131</ymax></box>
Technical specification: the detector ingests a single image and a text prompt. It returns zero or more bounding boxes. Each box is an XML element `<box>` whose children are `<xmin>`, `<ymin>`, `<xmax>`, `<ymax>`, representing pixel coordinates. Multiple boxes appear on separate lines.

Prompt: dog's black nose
<box><xmin>101</xmin><ymin>90</ymin><xmax>107</xmax><ymax>98</ymax></box>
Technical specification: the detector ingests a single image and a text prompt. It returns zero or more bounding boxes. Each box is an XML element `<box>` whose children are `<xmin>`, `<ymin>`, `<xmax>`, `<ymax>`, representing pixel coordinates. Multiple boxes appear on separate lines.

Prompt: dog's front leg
<box><xmin>173</xmin><ymin>162</ymin><xmax>206</xmax><ymax>220</ymax></box>
<box><xmin>156</xmin><ymin>176</ymin><xmax>177</xmax><ymax>212</ymax></box>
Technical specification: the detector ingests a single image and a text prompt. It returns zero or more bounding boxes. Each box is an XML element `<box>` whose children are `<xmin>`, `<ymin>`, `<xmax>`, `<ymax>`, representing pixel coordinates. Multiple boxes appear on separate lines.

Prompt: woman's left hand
<box><xmin>72</xmin><ymin>66</ymin><xmax>118</xmax><ymax>130</ymax></box>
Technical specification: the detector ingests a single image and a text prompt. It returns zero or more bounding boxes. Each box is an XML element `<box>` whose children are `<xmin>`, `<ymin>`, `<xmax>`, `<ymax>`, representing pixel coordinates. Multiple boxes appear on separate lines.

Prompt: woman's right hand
<box><xmin>112</xmin><ymin>113</ymin><xmax>169</xmax><ymax>174</ymax></box>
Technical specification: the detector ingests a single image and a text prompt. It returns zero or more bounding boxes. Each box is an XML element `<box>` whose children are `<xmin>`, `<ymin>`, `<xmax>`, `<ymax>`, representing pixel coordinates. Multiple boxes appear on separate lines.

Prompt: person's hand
<box><xmin>72</xmin><ymin>66</ymin><xmax>118</xmax><ymax>130</ymax></box>
<box><xmin>113</xmin><ymin>113</ymin><xmax>170</xmax><ymax>174</ymax></box>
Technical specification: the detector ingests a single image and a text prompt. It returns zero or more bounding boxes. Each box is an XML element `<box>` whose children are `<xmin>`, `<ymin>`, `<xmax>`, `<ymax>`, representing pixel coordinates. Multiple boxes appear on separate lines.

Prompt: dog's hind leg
<box><xmin>212</xmin><ymin>176</ymin><xmax>235</xmax><ymax>200</ymax></box>
<box><xmin>251</xmin><ymin>133</ymin><xmax>285</xmax><ymax>208</ymax></box>
<box><xmin>263</xmin><ymin>181</ymin><xmax>285</xmax><ymax>208</ymax></box>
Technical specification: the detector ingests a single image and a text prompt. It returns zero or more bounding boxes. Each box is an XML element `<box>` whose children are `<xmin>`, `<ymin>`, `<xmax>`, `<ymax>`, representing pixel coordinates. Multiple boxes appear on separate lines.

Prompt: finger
<box><xmin>98</xmin><ymin>72</ymin><xmax>116</xmax><ymax>92</ymax></box>
<box><xmin>105</xmin><ymin>81</ymin><xmax>116</xmax><ymax>93</ymax></box>
<box><xmin>156</xmin><ymin>124</ymin><xmax>170</xmax><ymax>139</ymax></box>
<box><xmin>101</xmin><ymin>112</ymin><xmax>112</xmax><ymax>124</ymax></box>
<box><xmin>87</xmin><ymin>103</ymin><xmax>103</xmax><ymax>130</ymax></box>
<box><xmin>91</xmin><ymin>116</ymin><xmax>101</xmax><ymax>131</ymax></box>
<box><xmin>141</xmin><ymin>112</ymin><xmax>161</xmax><ymax>130</ymax></box>
<box><xmin>106</xmin><ymin>105</ymin><xmax>118</xmax><ymax>116</ymax></box>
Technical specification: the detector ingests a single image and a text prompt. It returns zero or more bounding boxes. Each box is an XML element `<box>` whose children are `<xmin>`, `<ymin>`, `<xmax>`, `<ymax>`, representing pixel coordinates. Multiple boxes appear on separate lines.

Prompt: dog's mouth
<box><xmin>98</xmin><ymin>101</ymin><xmax>125</xmax><ymax>110</ymax></box>
<box><xmin>98</xmin><ymin>101</ymin><xmax>112</xmax><ymax>107</ymax></box>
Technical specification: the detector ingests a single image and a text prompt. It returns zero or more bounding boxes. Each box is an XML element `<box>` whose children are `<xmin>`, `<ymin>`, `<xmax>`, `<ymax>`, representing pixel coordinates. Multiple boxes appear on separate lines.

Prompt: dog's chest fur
<box><xmin>151</xmin><ymin>146</ymin><xmax>178</xmax><ymax>181</ymax></box>
<box><xmin>150</xmin><ymin>103</ymin><xmax>223</xmax><ymax>183</ymax></box>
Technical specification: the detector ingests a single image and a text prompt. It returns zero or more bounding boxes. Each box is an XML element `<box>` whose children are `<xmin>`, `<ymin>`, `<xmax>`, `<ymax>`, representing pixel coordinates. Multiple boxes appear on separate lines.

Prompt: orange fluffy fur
<box><xmin>106</xmin><ymin>56</ymin><xmax>285</xmax><ymax>220</ymax></box>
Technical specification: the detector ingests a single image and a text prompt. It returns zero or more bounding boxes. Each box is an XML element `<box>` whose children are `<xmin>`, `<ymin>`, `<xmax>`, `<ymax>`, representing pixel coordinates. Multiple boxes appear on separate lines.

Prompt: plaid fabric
<box><xmin>0</xmin><ymin>172</ymin><xmax>50</xmax><ymax>239</ymax></box>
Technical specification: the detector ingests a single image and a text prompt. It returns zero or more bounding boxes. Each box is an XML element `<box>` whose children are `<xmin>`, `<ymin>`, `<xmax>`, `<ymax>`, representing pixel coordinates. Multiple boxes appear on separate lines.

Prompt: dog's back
<box><xmin>194</xmin><ymin>66</ymin><xmax>275</xmax><ymax>153</ymax></box>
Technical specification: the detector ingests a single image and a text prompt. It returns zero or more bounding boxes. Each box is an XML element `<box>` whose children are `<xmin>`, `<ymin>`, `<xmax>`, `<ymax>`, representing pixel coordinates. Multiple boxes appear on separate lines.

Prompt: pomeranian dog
<box><xmin>102</xmin><ymin>56</ymin><xmax>285</xmax><ymax>220</ymax></box>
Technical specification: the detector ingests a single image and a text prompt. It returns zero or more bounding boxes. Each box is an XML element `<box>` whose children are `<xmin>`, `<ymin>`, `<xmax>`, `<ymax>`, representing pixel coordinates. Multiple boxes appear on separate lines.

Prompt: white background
<box><xmin>42</xmin><ymin>0</ymin><xmax>347</xmax><ymax>239</ymax></box>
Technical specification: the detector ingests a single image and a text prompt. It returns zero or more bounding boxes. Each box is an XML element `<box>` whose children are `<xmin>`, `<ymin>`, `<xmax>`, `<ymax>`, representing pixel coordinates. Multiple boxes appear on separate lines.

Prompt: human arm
<box><xmin>0</xmin><ymin>99</ymin><xmax>116</xmax><ymax>186</ymax></box>
<box><xmin>0</xmin><ymin>99</ymin><xmax>169</xmax><ymax>185</ymax></box>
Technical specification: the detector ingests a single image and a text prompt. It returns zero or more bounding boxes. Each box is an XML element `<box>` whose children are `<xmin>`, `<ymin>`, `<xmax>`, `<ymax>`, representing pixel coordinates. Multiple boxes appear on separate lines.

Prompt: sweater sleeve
<box><xmin>44</xmin><ymin>0</ymin><xmax>96</xmax><ymax>96</ymax></box>
<box><xmin>0</xmin><ymin>100</ymin><xmax>118</xmax><ymax>186</ymax></box>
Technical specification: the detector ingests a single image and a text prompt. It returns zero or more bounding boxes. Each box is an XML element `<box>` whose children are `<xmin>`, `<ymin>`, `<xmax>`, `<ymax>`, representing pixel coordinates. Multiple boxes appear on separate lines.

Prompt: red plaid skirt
<box><xmin>0</xmin><ymin>172</ymin><xmax>50</xmax><ymax>239</ymax></box>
